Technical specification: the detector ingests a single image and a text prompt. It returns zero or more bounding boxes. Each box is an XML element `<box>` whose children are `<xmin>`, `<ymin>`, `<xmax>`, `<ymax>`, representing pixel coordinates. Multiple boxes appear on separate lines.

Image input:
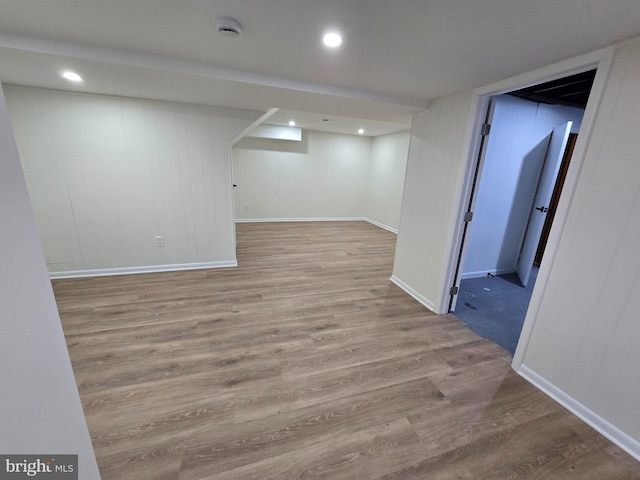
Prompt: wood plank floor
<box><xmin>53</xmin><ymin>221</ymin><xmax>640</xmax><ymax>479</ymax></box>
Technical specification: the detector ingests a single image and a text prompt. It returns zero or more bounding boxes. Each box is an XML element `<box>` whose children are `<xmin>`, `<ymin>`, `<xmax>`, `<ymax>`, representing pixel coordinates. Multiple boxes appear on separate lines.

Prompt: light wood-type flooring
<box><xmin>53</xmin><ymin>221</ymin><xmax>640</xmax><ymax>479</ymax></box>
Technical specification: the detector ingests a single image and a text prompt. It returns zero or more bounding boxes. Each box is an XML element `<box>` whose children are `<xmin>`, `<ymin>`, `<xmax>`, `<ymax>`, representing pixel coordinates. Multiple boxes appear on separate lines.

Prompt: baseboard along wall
<box><xmin>389</xmin><ymin>275</ymin><xmax>437</xmax><ymax>313</ymax></box>
<box><xmin>235</xmin><ymin>217</ymin><xmax>398</xmax><ymax>233</ymax></box>
<box><xmin>48</xmin><ymin>218</ymin><xmax>397</xmax><ymax>279</ymax></box>
<box><xmin>517</xmin><ymin>365</ymin><xmax>640</xmax><ymax>462</ymax></box>
<box><xmin>460</xmin><ymin>267</ymin><xmax>516</xmax><ymax>280</ymax></box>
<box><xmin>48</xmin><ymin>261</ymin><xmax>238</xmax><ymax>280</ymax></box>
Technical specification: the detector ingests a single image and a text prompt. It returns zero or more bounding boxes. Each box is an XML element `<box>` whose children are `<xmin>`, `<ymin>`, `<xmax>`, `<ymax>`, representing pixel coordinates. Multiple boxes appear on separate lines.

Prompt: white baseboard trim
<box><xmin>364</xmin><ymin>218</ymin><xmax>398</xmax><ymax>234</ymax></box>
<box><xmin>49</xmin><ymin>260</ymin><xmax>238</xmax><ymax>279</ymax></box>
<box><xmin>235</xmin><ymin>217</ymin><xmax>365</xmax><ymax>223</ymax></box>
<box><xmin>460</xmin><ymin>267</ymin><xmax>516</xmax><ymax>280</ymax></box>
<box><xmin>234</xmin><ymin>216</ymin><xmax>398</xmax><ymax>234</ymax></box>
<box><xmin>518</xmin><ymin>364</ymin><xmax>640</xmax><ymax>462</ymax></box>
<box><xmin>389</xmin><ymin>275</ymin><xmax>436</xmax><ymax>313</ymax></box>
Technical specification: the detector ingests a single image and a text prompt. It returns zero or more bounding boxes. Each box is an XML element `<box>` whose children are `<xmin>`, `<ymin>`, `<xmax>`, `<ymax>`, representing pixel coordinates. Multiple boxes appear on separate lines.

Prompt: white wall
<box><xmin>233</xmin><ymin>129</ymin><xmax>410</xmax><ymax>230</ymax></box>
<box><xmin>5</xmin><ymin>86</ymin><xmax>260</xmax><ymax>275</ymax></box>
<box><xmin>391</xmin><ymin>91</ymin><xmax>475</xmax><ymax>312</ymax></box>
<box><xmin>0</xmin><ymin>86</ymin><xmax>100</xmax><ymax>477</ymax></box>
<box><xmin>462</xmin><ymin>95</ymin><xmax>584</xmax><ymax>278</ymax></box>
<box><xmin>232</xmin><ymin>132</ymin><xmax>365</xmax><ymax>221</ymax></box>
<box><xmin>516</xmin><ymin>37</ymin><xmax>640</xmax><ymax>450</ymax></box>
<box><xmin>233</xmin><ymin>131</ymin><xmax>370</xmax><ymax>220</ymax></box>
<box><xmin>366</xmin><ymin>131</ymin><xmax>410</xmax><ymax>231</ymax></box>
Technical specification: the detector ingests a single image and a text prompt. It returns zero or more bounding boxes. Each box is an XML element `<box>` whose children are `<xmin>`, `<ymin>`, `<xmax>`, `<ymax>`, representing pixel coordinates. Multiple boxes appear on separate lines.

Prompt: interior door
<box><xmin>449</xmin><ymin>98</ymin><xmax>496</xmax><ymax>311</ymax></box>
<box><xmin>516</xmin><ymin>121</ymin><xmax>572</xmax><ymax>286</ymax></box>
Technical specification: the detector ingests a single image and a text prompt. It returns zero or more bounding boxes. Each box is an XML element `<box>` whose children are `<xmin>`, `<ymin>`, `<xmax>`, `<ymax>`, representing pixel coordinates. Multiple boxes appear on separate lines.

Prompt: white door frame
<box><xmin>448</xmin><ymin>98</ymin><xmax>496</xmax><ymax>312</ymax></box>
<box><xmin>440</xmin><ymin>46</ymin><xmax>616</xmax><ymax>371</ymax></box>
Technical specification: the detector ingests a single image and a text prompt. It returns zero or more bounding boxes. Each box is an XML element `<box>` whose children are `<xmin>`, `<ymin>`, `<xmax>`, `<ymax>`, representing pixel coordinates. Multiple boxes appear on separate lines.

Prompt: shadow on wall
<box><xmin>234</xmin><ymin>134</ymin><xmax>310</xmax><ymax>154</ymax></box>
<box><xmin>496</xmin><ymin>134</ymin><xmax>552</xmax><ymax>278</ymax></box>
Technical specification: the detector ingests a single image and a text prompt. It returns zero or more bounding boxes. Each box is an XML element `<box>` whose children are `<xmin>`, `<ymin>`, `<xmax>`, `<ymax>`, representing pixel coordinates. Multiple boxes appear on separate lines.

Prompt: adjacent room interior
<box><xmin>452</xmin><ymin>71</ymin><xmax>595</xmax><ymax>355</ymax></box>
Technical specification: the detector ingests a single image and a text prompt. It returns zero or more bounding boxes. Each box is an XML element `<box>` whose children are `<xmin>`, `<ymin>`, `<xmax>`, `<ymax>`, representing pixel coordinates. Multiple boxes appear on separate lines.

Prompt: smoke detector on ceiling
<box><xmin>217</xmin><ymin>16</ymin><xmax>242</xmax><ymax>37</ymax></box>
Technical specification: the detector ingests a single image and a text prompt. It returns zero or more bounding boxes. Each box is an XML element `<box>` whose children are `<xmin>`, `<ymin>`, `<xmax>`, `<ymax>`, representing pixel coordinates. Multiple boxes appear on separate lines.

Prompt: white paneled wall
<box><xmin>233</xmin><ymin>129</ymin><xmax>410</xmax><ymax>230</ymax></box>
<box><xmin>462</xmin><ymin>96</ymin><xmax>584</xmax><ymax>278</ymax></box>
<box><xmin>392</xmin><ymin>92</ymin><xmax>475</xmax><ymax>312</ymax></box>
<box><xmin>0</xmin><ymin>87</ymin><xmax>99</xmax><ymax>476</ymax></box>
<box><xmin>233</xmin><ymin>131</ymin><xmax>372</xmax><ymax>221</ymax></box>
<box><xmin>5</xmin><ymin>86</ymin><xmax>260</xmax><ymax>274</ymax></box>
<box><xmin>367</xmin><ymin>131</ymin><xmax>410</xmax><ymax>231</ymax></box>
<box><xmin>517</xmin><ymin>38</ymin><xmax>640</xmax><ymax>446</ymax></box>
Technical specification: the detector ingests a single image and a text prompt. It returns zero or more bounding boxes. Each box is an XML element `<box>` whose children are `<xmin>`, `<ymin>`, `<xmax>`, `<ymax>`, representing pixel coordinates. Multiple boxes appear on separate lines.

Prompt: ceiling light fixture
<box><xmin>323</xmin><ymin>32</ymin><xmax>342</xmax><ymax>48</ymax></box>
<box><xmin>358</xmin><ymin>128</ymin><xmax>365</xmax><ymax>135</ymax></box>
<box><xmin>62</xmin><ymin>71</ymin><xmax>83</xmax><ymax>82</ymax></box>
<box><xmin>289</xmin><ymin>120</ymin><xmax>296</xmax><ymax>127</ymax></box>
<box><xmin>217</xmin><ymin>16</ymin><xmax>243</xmax><ymax>37</ymax></box>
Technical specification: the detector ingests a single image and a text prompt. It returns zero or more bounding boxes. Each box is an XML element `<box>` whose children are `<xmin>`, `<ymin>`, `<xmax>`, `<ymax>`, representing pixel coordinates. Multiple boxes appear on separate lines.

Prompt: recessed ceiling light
<box><xmin>358</xmin><ymin>128</ymin><xmax>365</xmax><ymax>135</ymax></box>
<box><xmin>289</xmin><ymin>120</ymin><xmax>296</xmax><ymax>127</ymax></box>
<box><xmin>323</xmin><ymin>32</ymin><xmax>342</xmax><ymax>48</ymax></box>
<box><xmin>62</xmin><ymin>71</ymin><xmax>83</xmax><ymax>82</ymax></box>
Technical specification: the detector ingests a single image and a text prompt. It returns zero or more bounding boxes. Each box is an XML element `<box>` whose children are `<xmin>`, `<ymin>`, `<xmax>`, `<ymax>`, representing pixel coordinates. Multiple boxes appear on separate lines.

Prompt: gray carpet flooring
<box><xmin>452</xmin><ymin>268</ymin><xmax>538</xmax><ymax>355</ymax></box>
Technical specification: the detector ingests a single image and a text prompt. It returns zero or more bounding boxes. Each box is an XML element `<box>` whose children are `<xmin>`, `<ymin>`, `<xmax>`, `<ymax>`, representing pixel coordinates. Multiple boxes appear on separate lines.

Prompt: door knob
<box><xmin>535</xmin><ymin>206</ymin><xmax>549</xmax><ymax>213</ymax></box>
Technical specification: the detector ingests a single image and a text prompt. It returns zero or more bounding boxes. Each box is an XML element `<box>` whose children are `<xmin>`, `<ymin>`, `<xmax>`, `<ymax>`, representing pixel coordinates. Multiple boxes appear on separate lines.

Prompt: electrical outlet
<box><xmin>155</xmin><ymin>235</ymin><xmax>165</xmax><ymax>247</ymax></box>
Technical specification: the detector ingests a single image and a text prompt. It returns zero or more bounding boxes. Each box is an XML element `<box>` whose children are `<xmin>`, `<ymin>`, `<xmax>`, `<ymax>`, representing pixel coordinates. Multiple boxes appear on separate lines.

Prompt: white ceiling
<box><xmin>1</xmin><ymin>0</ymin><xmax>640</xmax><ymax>136</ymax></box>
<box><xmin>266</xmin><ymin>109</ymin><xmax>410</xmax><ymax>137</ymax></box>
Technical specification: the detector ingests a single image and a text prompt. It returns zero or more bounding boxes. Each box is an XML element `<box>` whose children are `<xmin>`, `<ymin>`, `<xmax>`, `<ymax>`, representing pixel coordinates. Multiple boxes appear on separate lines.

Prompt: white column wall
<box><xmin>5</xmin><ymin>86</ymin><xmax>260</xmax><ymax>275</ymax></box>
<box><xmin>516</xmin><ymin>37</ymin><xmax>640</xmax><ymax>447</ymax></box>
<box><xmin>367</xmin><ymin>131</ymin><xmax>410</xmax><ymax>232</ymax></box>
<box><xmin>391</xmin><ymin>91</ymin><xmax>475</xmax><ymax>312</ymax></box>
<box><xmin>0</xmin><ymin>86</ymin><xmax>100</xmax><ymax>477</ymax></box>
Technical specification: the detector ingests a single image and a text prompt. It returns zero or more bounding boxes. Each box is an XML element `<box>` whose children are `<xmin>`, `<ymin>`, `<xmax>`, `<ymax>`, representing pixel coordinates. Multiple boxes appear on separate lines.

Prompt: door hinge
<box><xmin>464</xmin><ymin>211</ymin><xmax>473</xmax><ymax>222</ymax></box>
<box><xmin>450</xmin><ymin>286</ymin><xmax>459</xmax><ymax>296</ymax></box>
<box><xmin>481</xmin><ymin>123</ymin><xmax>491</xmax><ymax>136</ymax></box>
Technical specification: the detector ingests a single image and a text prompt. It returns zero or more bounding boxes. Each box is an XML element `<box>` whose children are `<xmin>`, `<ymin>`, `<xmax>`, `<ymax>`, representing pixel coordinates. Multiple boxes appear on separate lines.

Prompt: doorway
<box><xmin>450</xmin><ymin>70</ymin><xmax>596</xmax><ymax>354</ymax></box>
